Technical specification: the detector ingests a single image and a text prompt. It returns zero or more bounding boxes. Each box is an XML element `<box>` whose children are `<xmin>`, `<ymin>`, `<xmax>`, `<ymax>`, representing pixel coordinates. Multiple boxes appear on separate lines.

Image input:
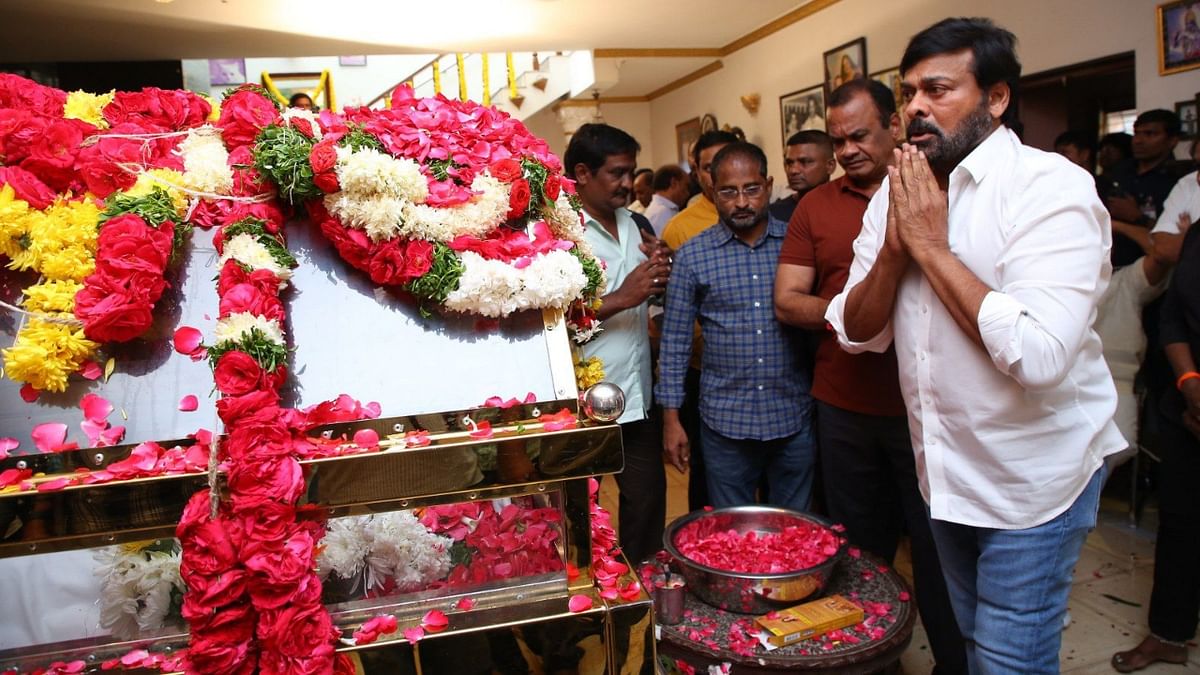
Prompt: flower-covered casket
<box><xmin>0</xmin><ymin>75</ymin><xmax>651</xmax><ymax>674</ymax></box>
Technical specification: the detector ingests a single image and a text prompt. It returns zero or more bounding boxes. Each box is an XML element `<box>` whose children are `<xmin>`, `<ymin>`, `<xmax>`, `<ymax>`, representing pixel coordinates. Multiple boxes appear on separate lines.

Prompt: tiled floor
<box><xmin>600</xmin><ymin>468</ymin><xmax>1200</xmax><ymax>673</ymax></box>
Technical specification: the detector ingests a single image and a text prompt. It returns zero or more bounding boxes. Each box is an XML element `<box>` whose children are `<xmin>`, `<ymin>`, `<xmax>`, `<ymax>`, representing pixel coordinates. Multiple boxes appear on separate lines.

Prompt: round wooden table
<box><xmin>653</xmin><ymin>550</ymin><xmax>915</xmax><ymax>674</ymax></box>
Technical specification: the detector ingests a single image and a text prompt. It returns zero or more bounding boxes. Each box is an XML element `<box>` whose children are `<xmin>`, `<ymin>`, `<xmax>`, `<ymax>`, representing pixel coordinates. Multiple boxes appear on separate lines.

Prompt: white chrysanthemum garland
<box><xmin>94</xmin><ymin>541</ymin><xmax>185</xmax><ymax>641</ymax></box>
<box><xmin>218</xmin><ymin>232</ymin><xmax>295</xmax><ymax>283</ymax></box>
<box><xmin>213</xmin><ymin>311</ymin><xmax>285</xmax><ymax>347</ymax></box>
<box><xmin>176</xmin><ymin>127</ymin><xmax>233</xmax><ymax>195</ymax></box>
<box><xmin>316</xmin><ymin>511</ymin><xmax>454</xmax><ymax>594</ymax></box>
<box><xmin>444</xmin><ymin>249</ymin><xmax>589</xmax><ymax>318</ymax></box>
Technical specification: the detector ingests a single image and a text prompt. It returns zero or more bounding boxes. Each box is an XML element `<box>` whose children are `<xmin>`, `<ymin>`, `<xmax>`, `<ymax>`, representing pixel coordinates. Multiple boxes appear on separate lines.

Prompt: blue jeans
<box><xmin>929</xmin><ymin>466</ymin><xmax>1105</xmax><ymax>675</ymax></box>
<box><xmin>698</xmin><ymin>420</ymin><xmax>814</xmax><ymax>510</ymax></box>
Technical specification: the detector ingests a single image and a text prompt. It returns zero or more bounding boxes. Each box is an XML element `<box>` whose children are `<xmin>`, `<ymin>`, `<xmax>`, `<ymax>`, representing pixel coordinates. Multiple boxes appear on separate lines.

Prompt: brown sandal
<box><xmin>1111</xmin><ymin>635</ymin><xmax>1189</xmax><ymax>672</ymax></box>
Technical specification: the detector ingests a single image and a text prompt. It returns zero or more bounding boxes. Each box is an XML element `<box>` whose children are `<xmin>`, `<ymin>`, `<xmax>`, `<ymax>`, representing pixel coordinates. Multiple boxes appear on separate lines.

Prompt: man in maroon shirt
<box><xmin>774</xmin><ymin>78</ymin><xmax>965</xmax><ymax>674</ymax></box>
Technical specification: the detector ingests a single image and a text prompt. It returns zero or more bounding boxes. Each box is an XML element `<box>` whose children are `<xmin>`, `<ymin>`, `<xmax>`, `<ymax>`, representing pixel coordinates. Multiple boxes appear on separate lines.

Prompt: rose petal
<box><xmin>31</xmin><ymin>422</ymin><xmax>68</xmax><ymax>453</ymax></box>
<box><xmin>455</xmin><ymin>597</ymin><xmax>475</xmax><ymax>611</ymax></box>
<box><xmin>120</xmin><ymin>650</ymin><xmax>150</xmax><ymax>667</ymax></box>
<box><xmin>568</xmin><ymin>594</ymin><xmax>593</xmax><ymax>613</ymax></box>
<box><xmin>468</xmin><ymin>420</ymin><xmax>493</xmax><ymax>439</ymax></box>
<box><xmin>403</xmin><ymin>626</ymin><xmax>425</xmax><ymax>644</ymax></box>
<box><xmin>178</xmin><ymin>395</ymin><xmax>199</xmax><ymax>412</ymax></box>
<box><xmin>172</xmin><ymin>326</ymin><xmax>203</xmax><ymax>355</ymax></box>
<box><xmin>80</xmin><ymin>393</ymin><xmax>113</xmax><ymax>423</ymax></box>
<box><xmin>79</xmin><ymin>361</ymin><xmax>102</xmax><ymax>380</ymax></box>
<box><xmin>36</xmin><ymin>477</ymin><xmax>73</xmax><ymax>492</ymax></box>
<box><xmin>353</xmin><ymin>428</ymin><xmax>379</xmax><ymax>447</ymax></box>
<box><xmin>421</xmin><ymin>609</ymin><xmax>449</xmax><ymax>633</ymax></box>
<box><xmin>0</xmin><ymin>437</ymin><xmax>17</xmax><ymax>459</ymax></box>
<box><xmin>19</xmin><ymin>383</ymin><xmax>39</xmax><ymax>402</ymax></box>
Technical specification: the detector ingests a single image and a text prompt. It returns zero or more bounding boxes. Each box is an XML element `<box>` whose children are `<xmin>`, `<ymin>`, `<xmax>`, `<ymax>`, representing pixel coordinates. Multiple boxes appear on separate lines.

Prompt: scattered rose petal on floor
<box><xmin>352</xmin><ymin>428</ymin><xmax>379</xmax><ymax>448</ymax></box>
<box><xmin>36</xmin><ymin>477</ymin><xmax>74</xmax><ymax>492</ymax></box>
<box><xmin>421</xmin><ymin>609</ymin><xmax>448</xmax><ymax>633</ymax></box>
<box><xmin>79</xmin><ymin>361</ymin><xmax>102</xmax><ymax>380</ymax></box>
<box><xmin>19</xmin><ymin>383</ymin><xmax>39</xmax><ymax>402</ymax></box>
<box><xmin>178</xmin><ymin>395</ymin><xmax>199</xmax><ymax>412</ymax></box>
<box><xmin>31</xmin><ymin>422</ymin><xmax>69</xmax><ymax>453</ymax></box>
<box><xmin>568</xmin><ymin>594</ymin><xmax>593</xmax><ymax>613</ymax></box>
<box><xmin>172</xmin><ymin>326</ymin><xmax>204</xmax><ymax>356</ymax></box>
<box><xmin>402</xmin><ymin>626</ymin><xmax>425</xmax><ymax>644</ymax></box>
<box><xmin>80</xmin><ymin>393</ymin><xmax>113</xmax><ymax>422</ymax></box>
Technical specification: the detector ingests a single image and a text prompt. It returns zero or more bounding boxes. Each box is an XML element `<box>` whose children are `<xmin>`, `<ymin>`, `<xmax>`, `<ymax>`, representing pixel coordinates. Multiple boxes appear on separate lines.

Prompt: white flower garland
<box><xmin>94</xmin><ymin>545</ymin><xmax>185</xmax><ymax>641</ymax></box>
<box><xmin>213</xmin><ymin>311</ymin><xmax>285</xmax><ymax>347</ymax></box>
<box><xmin>316</xmin><ymin>511</ymin><xmax>453</xmax><ymax>594</ymax></box>
<box><xmin>443</xmin><ymin>249</ymin><xmax>587</xmax><ymax>317</ymax></box>
<box><xmin>177</xmin><ymin>127</ymin><xmax>233</xmax><ymax>195</ymax></box>
<box><xmin>398</xmin><ymin>173</ymin><xmax>510</xmax><ymax>242</ymax></box>
<box><xmin>219</xmin><ymin>232</ymin><xmax>294</xmax><ymax>282</ymax></box>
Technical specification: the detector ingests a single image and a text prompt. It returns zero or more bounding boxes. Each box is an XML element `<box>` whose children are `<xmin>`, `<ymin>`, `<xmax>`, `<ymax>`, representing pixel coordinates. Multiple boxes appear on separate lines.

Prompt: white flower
<box><xmin>177</xmin><ymin>127</ymin><xmax>233</xmax><ymax>194</ymax></box>
<box><xmin>324</xmin><ymin>192</ymin><xmax>405</xmax><ymax>242</ymax></box>
<box><xmin>335</xmin><ymin>147</ymin><xmax>427</xmax><ymax>202</ymax></box>
<box><xmin>279</xmin><ymin>108</ymin><xmax>323</xmax><ymax>142</ymax></box>
<box><xmin>399</xmin><ymin>173</ymin><xmax>510</xmax><ymax>242</ymax></box>
<box><xmin>94</xmin><ymin>545</ymin><xmax>184</xmax><ymax>641</ymax></box>
<box><xmin>316</xmin><ymin>511</ymin><xmax>453</xmax><ymax>595</ymax></box>
<box><xmin>218</xmin><ymin>232</ymin><xmax>293</xmax><ymax>282</ymax></box>
<box><xmin>443</xmin><ymin>249</ymin><xmax>587</xmax><ymax>317</ymax></box>
<box><xmin>213</xmin><ymin>312</ymin><xmax>285</xmax><ymax>347</ymax></box>
<box><xmin>316</xmin><ymin>515</ymin><xmax>372</xmax><ymax>580</ymax></box>
<box><xmin>544</xmin><ymin>193</ymin><xmax>586</xmax><ymax>243</ymax></box>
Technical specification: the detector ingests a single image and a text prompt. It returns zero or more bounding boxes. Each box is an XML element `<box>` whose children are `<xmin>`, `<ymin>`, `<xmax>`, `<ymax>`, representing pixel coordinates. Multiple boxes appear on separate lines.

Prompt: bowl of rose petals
<box><xmin>664</xmin><ymin>506</ymin><xmax>847</xmax><ymax>614</ymax></box>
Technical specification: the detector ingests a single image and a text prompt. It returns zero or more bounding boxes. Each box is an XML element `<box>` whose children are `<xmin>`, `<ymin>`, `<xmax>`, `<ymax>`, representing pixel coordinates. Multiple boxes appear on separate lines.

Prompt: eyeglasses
<box><xmin>715</xmin><ymin>184</ymin><xmax>767</xmax><ymax>200</ymax></box>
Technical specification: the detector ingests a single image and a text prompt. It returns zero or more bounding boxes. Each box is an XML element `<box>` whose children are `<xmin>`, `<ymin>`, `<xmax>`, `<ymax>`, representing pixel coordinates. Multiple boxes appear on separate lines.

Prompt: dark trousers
<box><xmin>615</xmin><ymin>414</ymin><xmax>667</xmax><ymax>565</ymax></box>
<box><xmin>817</xmin><ymin>401</ymin><xmax>968</xmax><ymax>674</ymax></box>
<box><xmin>679</xmin><ymin>367</ymin><xmax>709</xmax><ymax>511</ymax></box>
<box><xmin>1148</xmin><ymin>409</ymin><xmax>1200</xmax><ymax>643</ymax></box>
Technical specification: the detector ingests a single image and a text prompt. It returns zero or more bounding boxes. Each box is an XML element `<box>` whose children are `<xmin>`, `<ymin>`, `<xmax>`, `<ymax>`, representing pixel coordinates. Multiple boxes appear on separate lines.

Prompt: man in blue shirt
<box><xmin>657</xmin><ymin>142</ymin><xmax>815</xmax><ymax>509</ymax></box>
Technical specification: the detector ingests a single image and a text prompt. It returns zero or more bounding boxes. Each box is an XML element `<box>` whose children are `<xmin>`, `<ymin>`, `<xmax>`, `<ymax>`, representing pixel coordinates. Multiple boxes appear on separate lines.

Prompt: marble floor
<box><xmin>599</xmin><ymin>466</ymin><xmax>1200</xmax><ymax>673</ymax></box>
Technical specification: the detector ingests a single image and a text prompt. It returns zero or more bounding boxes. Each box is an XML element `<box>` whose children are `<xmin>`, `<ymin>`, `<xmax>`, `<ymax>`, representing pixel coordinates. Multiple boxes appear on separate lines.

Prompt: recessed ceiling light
<box><xmin>154</xmin><ymin>0</ymin><xmax>175</xmax><ymax>4</ymax></box>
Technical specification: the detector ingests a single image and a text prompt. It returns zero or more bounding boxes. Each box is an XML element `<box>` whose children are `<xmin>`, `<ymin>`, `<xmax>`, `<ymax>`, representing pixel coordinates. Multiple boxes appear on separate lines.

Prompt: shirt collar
<box><xmin>955</xmin><ymin>125</ymin><xmax>1014</xmax><ymax>185</ymax></box>
<box><xmin>650</xmin><ymin>193</ymin><xmax>679</xmax><ymax>210</ymax></box>
<box><xmin>582</xmin><ymin>206</ymin><xmax>631</xmax><ymax>243</ymax></box>
<box><xmin>836</xmin><ymin>175</ymin><xmax>875</xmax><ymax>200</ymax></box>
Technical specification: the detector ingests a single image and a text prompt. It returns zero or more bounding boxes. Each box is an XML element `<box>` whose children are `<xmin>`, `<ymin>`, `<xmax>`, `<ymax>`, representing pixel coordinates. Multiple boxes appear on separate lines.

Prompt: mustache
<box><xmin>906</xmin><ymin>118</ymin><xmax>944</xmax><ymax>139</ymax></box>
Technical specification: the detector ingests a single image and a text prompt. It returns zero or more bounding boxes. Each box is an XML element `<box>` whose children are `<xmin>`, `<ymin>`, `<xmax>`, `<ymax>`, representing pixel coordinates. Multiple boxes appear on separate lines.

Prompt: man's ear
<box><xmin>987</xmin><ymin>82</ymin><xmax>1011</xmax><ymax>123</ymax></box>
<box><xmin>573</xmin><ymin>163</ymin><xmax>592</xmax><ymax>186</ymax></box>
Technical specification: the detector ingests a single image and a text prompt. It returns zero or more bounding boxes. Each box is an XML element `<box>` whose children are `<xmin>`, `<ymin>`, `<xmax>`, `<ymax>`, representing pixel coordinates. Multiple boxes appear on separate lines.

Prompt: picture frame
<box><xmin>208</xmin><ymin>58</ymin><xmax>246</xmax><ymax>86</ymax></box>
<box><xmin>869</xmin><ymin>67</ymin><xmax>905</xmax><ymax>120</ymax></box>
<box><xmin>823</xmin><ymin>37</ymin><xmax>867</xmax><ymax>97</ymax></box>
<box><xmin>339</xmin><ymin>55</ymin><xmax>368</xmax><ymax>67</ymax></box>
<box><xmin>263</xmin><ymin>71</ymin><xmax>332</xmax><ymax>110</ymax></box>
<box><xmin>779</xmin><ymin>84</ymin><xmax>826</xmax><ymax>141</ymax></box>
<box><xmin>675</xmin><ymin>117</ymin><xmax>702</xmax><ymax>170</ymax></box>
<box><xmin>1158</xmin><ymin>1</ymin><xmax>1200</xmax><ymax>75</ymax></box>
<box><xmin>1177</xmin><ymin>98</ymin><xmax>1198</xmax><ymax>139</ymax></box>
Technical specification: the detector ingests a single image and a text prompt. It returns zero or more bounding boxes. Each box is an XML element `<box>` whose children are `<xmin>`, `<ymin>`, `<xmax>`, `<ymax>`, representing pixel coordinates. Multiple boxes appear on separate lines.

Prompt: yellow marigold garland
<box><xmin>64</xmin><ymin>90</ymin><xmax>115</xmax><ymax>129</ymax></box>
<box><xmin>574</xmin><ymin>353</ymin><xmax>605</xmax><ymax>391</ymax></box>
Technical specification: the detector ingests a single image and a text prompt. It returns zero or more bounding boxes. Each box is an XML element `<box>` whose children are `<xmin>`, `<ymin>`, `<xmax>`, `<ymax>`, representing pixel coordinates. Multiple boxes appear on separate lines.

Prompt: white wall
<box><xmin>648</xmin><ymin>0</ymin><xmax>1200</xmax><ymax>178</ymax></box>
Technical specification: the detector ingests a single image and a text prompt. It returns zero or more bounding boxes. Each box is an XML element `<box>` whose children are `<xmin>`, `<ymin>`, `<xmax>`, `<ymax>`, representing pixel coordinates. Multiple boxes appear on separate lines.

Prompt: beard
<box><xmin>906</xmin><ymin>99</ymin><xmax>994</xmax><ymax>173</ymax></box>
<box><xmin>722</xmin><ymin>205</ymin><xmax>767</xmax><ymax>230</ymax></box>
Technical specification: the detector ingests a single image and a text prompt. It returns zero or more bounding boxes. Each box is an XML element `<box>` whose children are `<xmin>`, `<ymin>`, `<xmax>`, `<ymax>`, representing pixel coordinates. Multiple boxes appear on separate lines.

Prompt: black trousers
<box><xmin>616</xmin><ymin>413</ymin><xmax>667</xmax><ymax>565</ymax></box>
<box><xmin>1148</xmin><ymin>400</ymin><xmax>1200</xmax><ymax>642</ymax></box>
<box><xmin>817</xmin><ymin>401</ymin><xmax>968</xmax><ymax>675</ymax></box>
<box><xmin>679</xmin><ymin>367</ymin><xmax>709</xmax><ymax>511</ymax></box>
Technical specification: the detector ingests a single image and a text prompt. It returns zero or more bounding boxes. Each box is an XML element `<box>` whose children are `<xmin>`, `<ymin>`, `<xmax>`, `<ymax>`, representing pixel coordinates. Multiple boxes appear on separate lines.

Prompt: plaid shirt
<box><xmin>655</xmin><ymin>216</ymin><xmax>812</xmax><ymax>440</ymax></box>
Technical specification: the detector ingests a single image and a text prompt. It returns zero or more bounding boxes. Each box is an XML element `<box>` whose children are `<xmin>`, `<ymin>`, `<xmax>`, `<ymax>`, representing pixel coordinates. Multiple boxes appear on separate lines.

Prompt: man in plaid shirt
<box><xmin>656</xmin><ymin>142</ymin><xmax>815</xmax><ymax>509</ymax></box>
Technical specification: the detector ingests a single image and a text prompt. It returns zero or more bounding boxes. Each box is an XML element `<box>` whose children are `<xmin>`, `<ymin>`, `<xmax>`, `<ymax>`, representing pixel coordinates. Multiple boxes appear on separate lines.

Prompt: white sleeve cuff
<box><xmin>977</xmin><ymin>291</ymin><xmax>1026</xmax><ymax>372</ymax></box>
<box><xmin>825</xmin><ymin>289</ymin><xmax>893</xmax><ymax>354</ymax></box>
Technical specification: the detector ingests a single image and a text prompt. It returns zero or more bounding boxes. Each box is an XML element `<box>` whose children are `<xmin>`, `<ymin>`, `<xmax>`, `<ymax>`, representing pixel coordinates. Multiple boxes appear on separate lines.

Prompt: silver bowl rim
<box><xmin>663</xmin><ymin>505</ymin><xmax>849</xmax><ymax>580</ymax></box>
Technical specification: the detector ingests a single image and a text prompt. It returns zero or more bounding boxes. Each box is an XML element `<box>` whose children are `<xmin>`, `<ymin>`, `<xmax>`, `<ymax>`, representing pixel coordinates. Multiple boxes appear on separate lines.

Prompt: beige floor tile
<box><xmin>1087</xmin><ymin>513</ymin><xmax>1157</xmax><ymax>569</ymax></box>
<box><xmin>1059</xmin><ymin>599</ymin><xmax>1152</xmax><ymax>671</ymax></box>
<box><xmin>899</xmin><ymin>617</ymin><xmax>936</xmax><ymax>673</ymax></box>
<box><xmin>1074</xmin><ymin>543</ymin><xmax>1138</xmax><ymax>586</ymax></box>
<box><xmin>1072</xmin><ymin>569</ymin><xmax>1156</xmax><ymax>629</ymax></box>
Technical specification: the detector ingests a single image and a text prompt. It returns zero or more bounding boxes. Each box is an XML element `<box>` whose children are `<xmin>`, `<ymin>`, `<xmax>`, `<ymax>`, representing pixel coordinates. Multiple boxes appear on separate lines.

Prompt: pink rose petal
<box><xmin>172</xmin><ymin>326</ymin><xmax>203</xmax><ymax>355</ymax></box>
<box><xmin>120</xmin><ymin>650</ymin><xmax>150</xmax><ymax>667</ymax></box>
<box><xmin>178</xmin><ymin>395</ymin><xmax>199</xmax><ymax>412</ymax></box>
<box><xmin>353</xmin><ymin>428</ymin><xmax>379</xmax><ymax>447</ymax></box>
<box><xmin>402</xmin><ymin>626</ymin><xmax>425</xmax><ymax>644</ymax></box>
<box><xmin>36</xmin><ymin>477</ymin><xmax>73</xmax><ymax>492</ymax></box>
<box><xmin>80</xmin><ymin>393</ymin><xmax>113</xmax><ymax>423</ymax></box>
<box><xmin>31</xmin><ymin>422</ymin><xmax>68</xmax><ymax>453</ymax></box>
<box><xmin>421</xmin><ymin>609</ymin><xmax>449</xmax><ymax>633</ymax></box>
<box><xmin>455</xmin><ymin>597</ymin><xmax>475</xmax><ymax>611</ymax></box>
<box><xmin>79</xmin><ymin>361</ymin><xmax>102</xmax><ymax>380</ymax></box>
<box><xmin>568</xmin><ymin>594</ymin><xmax>593</xmax><ymax>613</ymax></box>
<box><xmin>0</xmin><ymin>468</ymin><xmax>33</xmax><ymax>488</ymax></box>
<box><xmin>0</xmin><ymin>437</ymin><xmax>17</xmax><ymax>459</ymax></box>
<box><xmin>468</xmin><ymin>420</ymin><xmax>493</xmax><ymax>439</ymax></box>
<box><xmin>19</xmin><ymin>383</ymin><xmax>39</xmax><ymax>402</ymax></box>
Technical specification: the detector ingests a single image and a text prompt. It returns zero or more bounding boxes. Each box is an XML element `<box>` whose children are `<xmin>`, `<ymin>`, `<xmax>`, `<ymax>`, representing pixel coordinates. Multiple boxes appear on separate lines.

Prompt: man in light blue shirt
<box><xmin>567</xmin><ymin>123</ymin><xmax>672</xmax><ymax>564</ymax></box>
<box><xmin>643</xmin><ymin>165</ymin><xmax>690</xmax><ymax>236</ymax></box>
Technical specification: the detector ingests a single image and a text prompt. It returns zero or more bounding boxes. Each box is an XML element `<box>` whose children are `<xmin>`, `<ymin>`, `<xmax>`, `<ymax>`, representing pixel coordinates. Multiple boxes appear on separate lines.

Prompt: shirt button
<box><xmin>752</xmin><ymin>274</ymin><xmax>759</xmax><ymax>280</ymax></box>
<box><xmin>756</xmin><ymin>329</ymin><xmax>763</xmax><ymax>335</ymax></box>
<box><xmin>757</xmin><ymin>357</ymin><xmax>764</xmax><ymax>364</ymax></box>
<box><xmin>928</xmin><ymin>438</ymin><xmax>938</xmax><ymax>446</ymax></box>
<box><xmin>757</xmin><ymin>385</ymin><xmax>764</xmax><ymax>391</ymax></box>
<box><xmin>754</xmin><ymin>301</ymin><xmax>761</xmax><ymax>308</ymax></box>
<box><xmin>921</xmin><ymin>305</ymin><xmax>929</xmax><ymax>314</ymax></box>
<box><xmin>920</xmin><ymin>352</ymin><xmax>927</xmax><ymax>361</ymax></box>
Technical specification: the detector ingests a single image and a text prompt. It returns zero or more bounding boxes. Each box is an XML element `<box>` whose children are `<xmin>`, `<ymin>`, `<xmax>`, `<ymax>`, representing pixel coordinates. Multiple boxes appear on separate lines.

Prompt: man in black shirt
<box><xmin>768</xmin><ymin>131</ymin><xmax>835</xmax><ymax>224</ymax></box>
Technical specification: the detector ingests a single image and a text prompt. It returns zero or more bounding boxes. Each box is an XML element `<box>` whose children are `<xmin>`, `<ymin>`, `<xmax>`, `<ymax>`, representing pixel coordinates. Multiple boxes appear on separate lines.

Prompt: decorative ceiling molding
<box><xmin>646</xmin><ymin>60</ymin><xmax>724</xmax><ymax>100</ymax></box>
<box><xmin>593</xmin><ymin>48</ymin><xmax>723</xmax><ymax>58</ymax></box>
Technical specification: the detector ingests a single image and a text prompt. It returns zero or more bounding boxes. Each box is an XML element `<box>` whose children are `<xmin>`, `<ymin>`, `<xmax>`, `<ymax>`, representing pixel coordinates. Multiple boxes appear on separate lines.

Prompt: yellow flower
<box><xmin>2</xmin><ymin>319</ymin><xmax>97</xmax><ymax>393</ymax></box>
<box><xmin>23</xmin><ymin>280</ymin><xmax>83</xmax><ymax>314</ymax></box>
<box><xmin>127</xmin><ymin>172</ymin><xmax>188</xmax><ymax>216</ymax></box>
<box><xmin>574</xmin><ymin>355</ymin><xmax>605</xmax><ymax>390</ymax></box>
<box><xmin>199</xmin><ymin>93</ymin><xmax>221</xmax><ymax>122</ymax></box>
<box><xmin>64</xmin><ymin>90</ymin><xmax>115</xmax><ymax>128</ymax></box>
<box><xmin>0</xmin><ymin>184</ymin><xmax>34</xmax><ymax>261</ymax></box>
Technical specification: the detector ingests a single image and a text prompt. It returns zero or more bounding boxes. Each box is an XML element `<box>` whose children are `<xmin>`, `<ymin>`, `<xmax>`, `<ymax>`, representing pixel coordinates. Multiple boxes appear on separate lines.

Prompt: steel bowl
<box><xmin>663</xmin><ymin>506</ymin><xmax>847</xmax><ymax>614</ymax></box>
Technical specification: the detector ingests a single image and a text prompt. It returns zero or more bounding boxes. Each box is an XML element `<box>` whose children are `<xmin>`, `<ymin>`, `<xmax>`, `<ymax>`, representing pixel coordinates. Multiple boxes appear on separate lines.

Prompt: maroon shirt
<box><xmin>779</xmin><ymin>176</ymin><xmax>906</xmax><ymax>416</ymax></box>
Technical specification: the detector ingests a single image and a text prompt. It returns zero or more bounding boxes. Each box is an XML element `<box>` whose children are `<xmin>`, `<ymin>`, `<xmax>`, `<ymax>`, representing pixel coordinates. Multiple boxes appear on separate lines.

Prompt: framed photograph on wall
<box><xmin>823</xmin><ymin>37</ymin><xmax>867</xmax><ymax>97</ymax></box>
<box><xmin>780</xmin><ymin>84</ymin><xmax>826</xmax><ymax>140</ymax></box>
<box><xmin>676</xmin><ymin>117</ymin><xmax>702</xmax><ymax>170</ymax></box>
<box><xmin>869</xmin><ymin>67</ymin><xmax>905</xmax><ymax>119</ymax></box>
<box><xmin>1158</xmin><ymin>1</ymin><xmax>1200</xmax><ymax>75</ymax></box>
<box><xmin>1177</xmin><ymin>99</ymin><xmax>1198</xmax><ymax>139</ymax></box>
<box><xmin>339</xmin><ymin>55</ymin><xmax>368</xmax><ymax>67</ymax></box>
<box><xmin>208</xmin><ymin>58</ymin><xmax>246</xmax><ymax>86</ymax></box>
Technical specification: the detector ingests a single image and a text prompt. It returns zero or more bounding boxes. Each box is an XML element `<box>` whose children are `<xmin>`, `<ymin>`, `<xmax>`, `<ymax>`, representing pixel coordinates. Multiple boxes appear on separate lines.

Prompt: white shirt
<box><xmin>627</xmin><ymin>199</ymin><xmax>648</xmax><ymax>215</ymax></box>
<box><xmin>1151</xmin><ymin>170</ymin><xmax>1200</xmax><ymax>234</ymax></box>
<box><xmin>826</xmin><ymin>127</ymin><xmax>1125</xmax><ymax>529</ymax></box>
<box><xmin>643</xmin><ymin>193</ymin><xmax>680</xmax><ymax>236</ymax></box>
<box><xmin>582</xmin><ymin>207</ymin><xmax>652</xmax><ymax>424</ymax></box>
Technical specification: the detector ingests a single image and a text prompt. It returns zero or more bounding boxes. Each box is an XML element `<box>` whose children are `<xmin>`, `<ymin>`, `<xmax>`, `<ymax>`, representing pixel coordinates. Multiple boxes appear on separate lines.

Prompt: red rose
<box><xmin>319</xmin><ymin>218</ymin><xmax>371</xmax><ymax>271</ymax></box>
<box><xmin>312</xmin><ymin>171</ymin><xmax>340</xmax><ymax>194</ymax></box>
<box><xmin>220</xmin><ymin>283</ymin><xmax>284</xmax><ymax>322</ymax></box>
<box><xmin>403</xmin><ymin>239</ymin><xmax>435</xmax><ymax>280</ymax></box>
<box><xmin>507</xmin><ymin>178</ymin><xmax>531</xmax><ymax>220</ymax></box>
<box><xmin>74</xmin><ymin>282</ymin><xmax>156</xmax><ymax>343</ymax></box>
<box><xmin>289</xmin><ymin>116</ymin><xmax>316</xmax><ymax>138</ymax></box>
<box><xmin>0</xmin><ymin>73</ymin><xmax>66</xmax><ymax>116</ymax></box>
<box><xmin>219</xmin><ymin>87</ymin><xmax>281</xmax><ymax>149</ymax></box>
<box><xmin>256</xmin><ymin>595</ymin><xmax>336</xmax><ymax>658</ymax></box>
<box><xmin>213</xmin><ymin>351</ymin><xmax>265</xmax><ymax>397</ymax></box>
<box><xmin>308</xmin><ymin>141</ymin><xmax>337</xmax><ymax>174</ymax></box>
<box><xmin>243</xmin><ymin>532</ymin><xmax>316</xmax><ymax>610</ymax></box>
<box><xmin>366</xmin><ymin>239</ymin><xmax>407</xmax><ymax>285</ymax></box>
<box><xmin>217</xmin><ymin>261</ymin><xmax>280</xmax><ymax>297</ymax></box>
<box><xmin>216</xmin><ymin>388</ymin><xmax>281</xmax><ymax>426</ymax></box>
<box><xmin>223</xmin><ymin>406</ymin><xmax>293</xmax><ymax>461</ymax></box>
<box><xmin>0</xmin><ymin>166</ymin><xmax>56</xmax><ymax>209</ymax></box>
<box><xmin>228</xmin><ymin>456</ymin><xmax>305</xmax><ymax>505</ymax></box>
<box><xmin>489</xmin><ymin>158</ymin><xmax>522</xmax><ymax>182</ymax></box>
<box><xmin>20</xmin><ymin>118</ymin><xmax>94</xmax><ymax>193</ymax></box>
<box><xmin>181</xmin><ymin>568</ymin><xmax>250</xmax><ymax>615</ymax></box>
<box><xmin>233</xmin><ymin>500</ymin><xmax>297</xmax><ymax>543</ymax></box>
<box><xmin>226</xmin><ymin>201</ymin><xmax>287</xmax><ymax>233</ymax></box>
<box><xmin>0</xmin><ymin>109</ymin><xmax>48</xmax><ymax>164</ymax></box>
<box><xmin>184</xmin><ymin>638</ymin><xmax>256</xmax><ymax>675</ymax></box>
<box><xmin>176</xmin><ymin>488</ymin><xmax>216</xmax><ymax>539</ymax></box>
<box><xmin>186</xmin><ymin>601</ymin><xmax>257</xmax><ymax>645</ymax></box>
<box><xmin>544</xmin><ymin>174</ymin><xmax>562</xmax><ymax>202</ymax></box>
<box><xmin>102</xmin><ymin>88</ymin><xmax>211</xmax><ymax>131</ymax></box>
<box><xmin>95</xmin><ymin>214</ymin><xmax>174</xmax><ymax>278</ymax></box>
<box><xmin>179</xmin><ymin>520</ymin><xmax>240</xmax><ymax>579</ymax></box>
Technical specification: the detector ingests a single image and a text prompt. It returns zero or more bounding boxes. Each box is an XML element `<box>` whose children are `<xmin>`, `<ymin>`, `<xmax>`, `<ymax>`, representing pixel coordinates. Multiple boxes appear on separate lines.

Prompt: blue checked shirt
<box><xmin>655</xmin><ymin>216</ymin><xmax>812</xmax><ymax>440</ymax></box>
